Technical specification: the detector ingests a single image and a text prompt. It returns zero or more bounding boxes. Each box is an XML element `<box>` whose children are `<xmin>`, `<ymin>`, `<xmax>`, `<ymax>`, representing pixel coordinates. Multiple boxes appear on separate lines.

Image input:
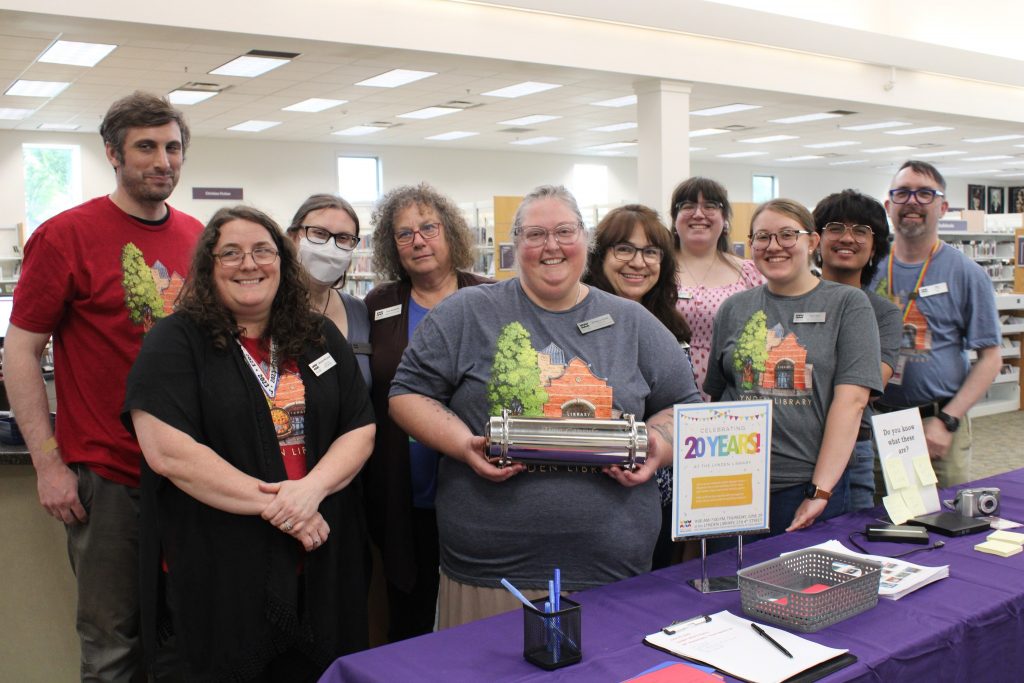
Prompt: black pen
<box><xmin>751</xmin><ymin>622</ymin><xmax>793</xmax><ymax>658</ymax></box>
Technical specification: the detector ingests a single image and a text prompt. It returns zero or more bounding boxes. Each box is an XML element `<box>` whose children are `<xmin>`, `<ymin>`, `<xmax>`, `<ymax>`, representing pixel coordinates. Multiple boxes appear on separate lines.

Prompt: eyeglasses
<box><xmin>675</xmin><ymin>200</ymin><xmax>724</xmax><ymax>216</ymax></box>
<box><xmin>301</xmin><ymin>225</ymin><xmax>360</xmax><ymax>251</ymax></box>
<box><xmin>611</xmin><ymin>243</ymin><xmax>663</xmax><ymax>264</ymax></box>
<box><xmin>888</xmin><ymin>188</ymin><xmax>944</xmax><ymax>205</ymax></box>
<box><xmin>515</xmin><ymin>222</ymin><xmax>583</xmax><ymax>247</ymax></box>
<box><xmin>213</xmin><ymin>246</ymin><xmax>280</xmax><ymax>267</ymax></box>
<box><xmin>394</xmin><ymin>222</ymin><xmax>442</xmax><ymax>246</ymax></box>
<box><xmin>749</xmin><ymin>229</ymin><xmax>812</xmax><ymax>251</ymax></box>
<box><xmin>821</xmin><ymin>223</ymin><xmax>873</xmax><ymax>243</ymax></box>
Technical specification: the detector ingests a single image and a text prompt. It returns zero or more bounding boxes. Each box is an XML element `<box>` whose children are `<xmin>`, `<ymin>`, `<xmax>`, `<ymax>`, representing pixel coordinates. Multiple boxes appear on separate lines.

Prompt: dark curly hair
<box><xmin>175</xmin><ymin>205</ymin><xmax>322</xmax><ymax>360</ymax></box>
<box><xmin>812</xmin><ymin>189</ymin><xmax>891</xmax><ymax>287</ymax></box>
<box><xmin>669</xmin><ymin>176</ymin><xmax>733</xmax><ymax>252</ymax></box>
<box><xmin>286</xmin><ymin>193</ymin><xmax>360</xmax><ymax>289</ymax></box>
<box><xmin>584</xmin><ymin>205</ymin><xmax>691</xmax><ymax>343</ymax></box>
<box><xmin>370</xmin><ymin>183</ymin><xmax>475</xmax><ymax>282</ymax></box>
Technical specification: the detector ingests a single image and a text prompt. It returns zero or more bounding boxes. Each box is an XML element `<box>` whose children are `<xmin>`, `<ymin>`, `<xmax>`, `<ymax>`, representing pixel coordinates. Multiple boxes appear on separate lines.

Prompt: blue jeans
<box><xmin>845</xmin><ymin>440</ymin><xmax>876</xmax><ymax>512</ymax></box>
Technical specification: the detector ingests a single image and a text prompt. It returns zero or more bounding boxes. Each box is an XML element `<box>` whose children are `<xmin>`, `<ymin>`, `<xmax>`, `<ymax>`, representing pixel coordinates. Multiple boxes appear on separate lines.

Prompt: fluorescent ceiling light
<box><xmin>355</xmin><ymin>69</ymin><xmax>436</xmax><ymax>88</ymax></box>
<box><xmin>227</xmin><ymin>120</ymin><xmax>281</xmax><ymax>132</ymax></box>
<box><xmin>914</xmin><ymin>150</ymin><xmax>966</xmax><ymax>157</ymax></box>
<box><xmin>591</xmin><ymin>95</ymin><xmax>636</xmax><ymax>108</ymax></box>
<box><xmin>426</xmin><ymin>131</ymin><xmax>479</xmax><ymax>141</ymax></box>
<box><xmin>38</xmin><ymin>40</ymin><xmax>116</xmax><ymax>67</ymax></box>
<box><xmin>717</xmin><ymin>151</ymin><xmax>768</xmax><ymax>158</ymax></box>
<box><xmin>333</xmin><ymin>125</ymin><xmax>385</xmax><ymax>137</ymax></box>
<box><xmin>589</xmin><ymin>122</ymin><xmax>637</xmax><ymax>132</ymax></box>
<box><xmin>510</xmin><ymin>136</ymin><xmax>560</xmax><ymax>146</ymax></box>
<box><xmin>776</xmin><ymin>155</ymin><xmax>824</xmax><ymax>161</ymax></box>
<box><xmin>0</xmin><ymin>108</ymin><xmax>33</xmax><ymax>119</ymax></box>
<box><xmin>689</xmin><ymin>128</ymin><xmax>728</xmax><ymax>138</ymax></box>
<box><xmin>283</xmin><ymin>98</ymin><xmax>346</xmax><ymax>112</ymax></box>
<box><xmin>960</xmin><ymin>169</ymin><xmax>1002</xmax><ymax>174</ymax></box>
<box><xmin>210</xmin><ymin>53</ymin><xmax>292</xmax><ymax>78</ymax></box>
<box><xmin>804</xmin><ymin>141</ymin><xmax>859</xmax><ymax>149</ymax></box>
<box><xmin>840</xmin><ymin>121</ymin><xmax>909</xmax><ymax>131</ymax></box>
<box><xmin>168</xmin><ymin>89</ymin><xmax>218</xmax><ymax>105</ymax></box>
<box><xmin>862</xmin><ymin>146</ymin><xmax>914</xmax><ymax>153</ymax></box>
<box><xmin>740</xmin><ymin>135</ymin><xmax>799</xmax><ymax>144</ymax></box>
<box><xmin>961</xmin><ymin>155</ymin><xmax>1013</xmax><ymax>161</ymax></box>
<box><xmin>38</xmin><ymin>123</ymin><xmax>80</xmax><ymax>130</ymax></box>
<box><xmin>995</xmin><ymin>172</ymin><xmax>1024</xmax><ymax>178</ymax></box>
<box><xmin>499</xmin><ymin>114</ymin><xmax>561</xmax><ymax>126</ymax></box>
<box><xmin>884</xmin><ymin>126</ymin><xmax>953</xmax><ymax>136</ymax></box>
<box><xmin>691</xmin><ymin>103</ymin><xmax>761</xmax><ymax>117</ymax></box>
<box><xmin>587</xmin><ymin>142</ymin><xmax>637</xmax><ymax>151</ymax></box>
<box><xmin>398</xmin><ymin>106</ymin><xmax>460</xmax><ymax>120</ymax></box>
<box><xmin>829</xmin><ymin>159</ymin><xmax>868</xmax><ymax>165</ymax></box>
<box><xmin>770</xmin><ymin>112</ymin><xmax>842</xmax><ymax>124</ymax></box>
<box><xmin>482</xmin><ymin>82</ymin><xmax>561</xmax><ymax>98</ymax></box>
<box><xmin>962</xmin><ymin>134</ymin><xmax>1024</xmax><ymax>143</ymax></box>
<box><xmin>689</xmin><ymin>147</ymin><xmax>706</xmax><ymax>152</ymax></box>
<box><xmin>6</xmin><ymin>80</ymin><xmax>70</xmax><ymax>97</ymax></box>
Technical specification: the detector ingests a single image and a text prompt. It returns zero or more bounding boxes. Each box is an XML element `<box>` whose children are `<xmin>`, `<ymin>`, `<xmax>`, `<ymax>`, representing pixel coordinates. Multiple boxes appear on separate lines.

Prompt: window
<box><xmin>23</xmin><ymin>143</ymin><xmax>82</xmax><ymax>233</ymax></box>
<box><xmin>752</xmin><ymin>174</ymin><xmax>778</xmax><ymax>204</ymax></box>
<box><xmin>337</xmin><ymin>156</ymin><xmax>381</xmax><ymax>203</ymax></box>
<box><xmin>570</xmin><ymin>163</ymin><xmax>608</xmax><ymax>210</ymax></box>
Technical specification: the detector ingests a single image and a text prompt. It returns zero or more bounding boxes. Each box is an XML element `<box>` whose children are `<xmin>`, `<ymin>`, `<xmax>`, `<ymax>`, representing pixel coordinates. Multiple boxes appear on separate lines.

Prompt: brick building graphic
<box><xmin>150</xmin><ymin>260</ymin><xmax>186</xmax><ymax>317</ymax></box>
<box><xmin>271</xmin><ymin>372</ymin><xmax>306</xmax><ymax>442</ymax></box>
<box><xmin>120</xmin><ymin>242</ymin><xmax>187</xmax><ymax>336</ymax></box>
<box><xmin>539</xmin><ymin>356</ymin><xmax>613</xmax><ymax>418</ymax></box>
<box><xmin>899</xmin><ymin>300</ymin><xmax>931</xmax><ymax>353</ymax></box>
<box><xmin>759</xmin><ymin>325</ymin><xmax>813</xmax><ymax>393</ymax></box>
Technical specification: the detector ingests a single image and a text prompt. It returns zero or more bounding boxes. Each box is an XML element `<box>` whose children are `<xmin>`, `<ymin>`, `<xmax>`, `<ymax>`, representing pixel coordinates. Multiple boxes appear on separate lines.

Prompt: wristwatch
<box><xmin>936</xmin><ymin>410</ymin><xmax>960</xmax><ymax>433</ymax></box>
<box><xmin>803</xmin><ymin>483</ymin><xmax>832</xmax><ymax>501</ymax></box>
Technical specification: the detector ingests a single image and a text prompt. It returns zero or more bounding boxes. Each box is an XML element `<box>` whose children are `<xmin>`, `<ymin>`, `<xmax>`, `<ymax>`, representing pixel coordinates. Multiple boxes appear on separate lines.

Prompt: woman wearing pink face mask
<box><xmin>287</xmin><ymin>194</ymin><xmax>371</xmax><ymax>389</ymax></box>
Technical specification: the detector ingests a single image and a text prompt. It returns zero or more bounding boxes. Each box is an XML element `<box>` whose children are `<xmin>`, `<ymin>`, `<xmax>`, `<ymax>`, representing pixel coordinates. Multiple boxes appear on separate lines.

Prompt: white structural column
<box><xmin>634</xmin><ymin>79</ymin><xmax>693</xmax><ymax>220</ymax></box>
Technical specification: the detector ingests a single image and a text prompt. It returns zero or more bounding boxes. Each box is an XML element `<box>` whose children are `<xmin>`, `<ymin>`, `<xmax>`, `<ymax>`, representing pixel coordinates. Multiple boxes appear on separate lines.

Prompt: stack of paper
<box><xmin>792</xmin><ymin>540</ymin><xmax>948</xmax><ymax>600</ymax></box>
<box><xmin>975</xmin><ymin>530</ymin><xmax>1024</xmax><ymax>557</ymax></box>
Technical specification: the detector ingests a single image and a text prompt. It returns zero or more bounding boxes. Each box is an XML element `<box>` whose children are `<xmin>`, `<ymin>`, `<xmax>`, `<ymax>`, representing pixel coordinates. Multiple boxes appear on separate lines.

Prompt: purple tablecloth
<box><xmin>322</xmin><ymin>470</ymin><xmax>1024</xmax><ymax>682</ymax></box>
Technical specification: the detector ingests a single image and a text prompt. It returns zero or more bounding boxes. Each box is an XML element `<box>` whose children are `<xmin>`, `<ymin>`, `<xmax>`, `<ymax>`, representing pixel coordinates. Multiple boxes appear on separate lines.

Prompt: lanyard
<box><xmin>888</xmin><ymin>240</ymin><xmax>940</xmax><ymax>323</ymax></box>
<box><xmin>238</xmin><ymin>337</ymin><xmax>279</xmax><ymax>399</ymax></box>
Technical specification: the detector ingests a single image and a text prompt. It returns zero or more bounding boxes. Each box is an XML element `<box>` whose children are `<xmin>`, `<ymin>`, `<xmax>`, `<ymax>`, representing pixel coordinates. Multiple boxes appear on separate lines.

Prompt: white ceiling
<box><xmin>1</xmin><ymin>5</ymin><xmax>1023</xmax><ymax>179</ymax></box>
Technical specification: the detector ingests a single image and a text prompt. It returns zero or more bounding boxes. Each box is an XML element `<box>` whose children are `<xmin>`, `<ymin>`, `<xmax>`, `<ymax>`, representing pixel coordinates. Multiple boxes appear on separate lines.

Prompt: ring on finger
<box><xmin>283</xmin><ymin>520</ymin><xmax>294</xmax><ymax>532</ymax></box>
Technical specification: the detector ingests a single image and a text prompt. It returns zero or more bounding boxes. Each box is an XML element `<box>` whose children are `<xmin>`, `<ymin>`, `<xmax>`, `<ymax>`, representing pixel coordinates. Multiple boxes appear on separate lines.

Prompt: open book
<box><xmin>643</xmin><ymin>611</ymin><xmax>855</xmax><ymax>683</ymax></box>
<box><xmin>789</xmin><ymin>540</ymin><xmax>948</xmax><ymax>600</ymax></box>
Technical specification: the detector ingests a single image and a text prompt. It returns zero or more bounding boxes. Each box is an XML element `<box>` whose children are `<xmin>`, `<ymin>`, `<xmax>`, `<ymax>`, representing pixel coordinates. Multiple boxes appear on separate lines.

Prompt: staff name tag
<box><xmin>793</xmin><ymin>312</ymin><xmax>826</xmax><ymax>323</ymax></box>
<box><xmin>918</xmin><ymin>283</ymin><xmax>948</xmax><ymax>298</ymax></box>
<box><xmin>309</xmin><ymin>353</ymin><xmax>337</xmax><ymax>376</ymax></box>
<box><xmin>577</xmin><ymin>314</ymin><xmax>614</xmax><ymax>334</ymax></box>
<box><xmin>677</xmin><ymin>289</ymin><xmax>694</xmax><ymax>300</ymax></box>
<box><xmin>374</xmin><ymin>304</ymin><xmax>402</xmax><ymax>321</ymax></box>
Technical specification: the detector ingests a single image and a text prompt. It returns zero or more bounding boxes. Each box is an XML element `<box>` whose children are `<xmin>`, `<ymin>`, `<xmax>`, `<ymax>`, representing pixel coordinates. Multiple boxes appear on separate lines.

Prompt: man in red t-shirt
<box><xmin>6</xmin><ymin>91</ymin><xmax>203</xmax><ymax>682</ymax></box>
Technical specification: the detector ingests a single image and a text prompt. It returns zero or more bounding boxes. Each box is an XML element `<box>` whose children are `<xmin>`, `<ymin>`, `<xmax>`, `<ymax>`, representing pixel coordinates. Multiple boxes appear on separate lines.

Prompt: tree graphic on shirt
<box><xmin>733</xmin><ymin>311</ymin><xmax>768</xmax><ymax>390</ymax></box>
<box><xmin>487</xmin><ymin>322</ymin><xmax>548</xmax><ymax>417</ymax></box>
<box><xmin>121</xmin><ymin>242</ymin><xmax>164</xmax><ymax>333</ymax></box>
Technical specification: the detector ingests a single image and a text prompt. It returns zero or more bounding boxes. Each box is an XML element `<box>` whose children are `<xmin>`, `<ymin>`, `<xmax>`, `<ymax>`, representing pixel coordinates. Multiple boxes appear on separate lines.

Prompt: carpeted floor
<box><xmin>970</xmin><ymin>411</ymin><xmax>1024</xmax><ymax>480</ymax></box>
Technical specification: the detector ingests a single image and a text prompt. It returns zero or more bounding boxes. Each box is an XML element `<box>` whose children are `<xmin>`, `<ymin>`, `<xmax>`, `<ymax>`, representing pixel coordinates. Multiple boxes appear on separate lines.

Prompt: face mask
<box><xmin>298</xmin><ymin>238</ymin><xmax>352</xmax><ymax>285</ymax></box>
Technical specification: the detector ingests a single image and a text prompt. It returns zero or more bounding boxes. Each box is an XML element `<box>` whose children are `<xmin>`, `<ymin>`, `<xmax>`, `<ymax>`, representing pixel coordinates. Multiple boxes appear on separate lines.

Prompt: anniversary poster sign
<box><xmin>671</xmin><ymin>400</ymin><xmax>772</xmax><ymax>539</ymax></box>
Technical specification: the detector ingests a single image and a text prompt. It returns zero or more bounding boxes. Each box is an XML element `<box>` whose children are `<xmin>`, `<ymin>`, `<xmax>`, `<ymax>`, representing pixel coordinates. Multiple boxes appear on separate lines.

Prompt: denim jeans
<box><xmin>845</xmin><ymin>440</ymin><xmax>876</xmax><ymax>512</ymax></box>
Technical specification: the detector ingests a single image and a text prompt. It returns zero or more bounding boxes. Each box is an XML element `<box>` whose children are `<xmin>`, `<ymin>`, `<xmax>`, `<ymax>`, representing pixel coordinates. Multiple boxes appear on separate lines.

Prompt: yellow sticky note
<box><xmin>883</xmin><ymin>457</ymin><xmax>910</xmax><ymax>491</ymax></box>
<box><xmin>900</xmin><ymin>487</ymin><xmax>928</xmax><ymax>517</ymax></box>
<box><xmin>988</xmin><ymin>530</ymin><xmax>1024</xmax><ymax>545</ymax></box>
<box><xmin>974</xmin><ymin>540</ymin><xmax>1022</xmax><ymax>558</ymax></box>
<box><xmin>912</xmin><ymin>455</ymin><xmax>938</xmax><ymax>486</ymax></box>
<box><xmin>883</xmin><ymin>494</ymin><xmax>912</xmax><ymax>525</ymax></box>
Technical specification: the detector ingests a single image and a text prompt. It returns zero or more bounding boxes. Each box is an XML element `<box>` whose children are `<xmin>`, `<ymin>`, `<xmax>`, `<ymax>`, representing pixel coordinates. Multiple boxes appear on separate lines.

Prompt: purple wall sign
<box><xmin>192</xmin><ymin>187</ymin><xmax>244</xmax><ymax>200</ymax></box>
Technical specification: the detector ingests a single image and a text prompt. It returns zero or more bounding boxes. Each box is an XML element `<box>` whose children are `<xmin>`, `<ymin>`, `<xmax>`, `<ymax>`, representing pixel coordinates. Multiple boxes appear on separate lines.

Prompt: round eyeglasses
<box><xmin>821</xmin><ymin>223</ymin><xmax>873</xmax><ymax>244</ymax></box>
<box><xmin>888</xmin><ymin>188</ymin><xmax>944</xmax><ymax>205</ymax></box>
<box><xmin>301</xmin><ymin>225</ymin><xmax>360</xmax><ymax>250</ymax></box>
<box><xmin>749</xmin><ymin>229</ymin><xmax>812</xmax><ymax>251</ymax></box>
<box><xmin>611</xmin><ymin>243</ymin><xmax>663</xmax><ymax>264</ymax></box>
<box><xmin>213</xmin><ymin>247</ymin><xmax>280</xmax><ymax>267</ymax></box>
<box><xmin>515</xmin><ymin>223</ymin><xmax>583</xmax><ymax>248</ymax></box>
<box><xmin>675</xmin><ymin>200</ymin><xmax>723</xmax><ymax>216</ymax></box>
<box><xmin>394</xmin><ymin>222</ymin><xmax>442</xmax><ymax>246</ymax></box>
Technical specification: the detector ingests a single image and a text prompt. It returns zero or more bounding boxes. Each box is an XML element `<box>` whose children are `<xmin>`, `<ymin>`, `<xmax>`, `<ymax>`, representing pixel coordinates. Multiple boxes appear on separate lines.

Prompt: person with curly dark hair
<box><xmin>363</xmin><ymin>183</ymin><xmax>492</xmax><ymax>642</ymax></box>
<box><xmin>123</xmin><ymin>205</ymin><xmax>375</xmax><ymax>680</ymax></box>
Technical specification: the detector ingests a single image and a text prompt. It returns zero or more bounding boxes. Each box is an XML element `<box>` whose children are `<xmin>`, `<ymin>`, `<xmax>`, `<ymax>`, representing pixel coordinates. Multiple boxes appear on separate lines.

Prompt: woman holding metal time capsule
<box><xmin>389</xmin><ymin>185</ymin><xmax>700</xmax><ymax>628</ymax></box>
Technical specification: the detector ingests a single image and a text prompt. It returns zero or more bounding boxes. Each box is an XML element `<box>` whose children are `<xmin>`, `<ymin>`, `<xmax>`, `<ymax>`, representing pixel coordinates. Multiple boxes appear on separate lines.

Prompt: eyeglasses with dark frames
<box><xmin>821</xmin><ymin>223</ymin><xmax>873</xmax><ymax>244</ymax></box>
<box><xmin>394</xmin><ymin>222</ymin><xmax>442</xmax><ymax>246</ymax></box>
<box><xmin>675</xmin><ymin>200</ymin><xmax>724</xmax><ymax>216</ymax></box>
<box><xmin>888</xmin><ymin>188</ymin><xmax>944</xmax><ymax>205</ymax></box>
<box><xmin>301</xmin><ymin>225</ymin><xmax>360</xmax><ymax>251</ymax></box>
<box><xmin>611</xmin><ymin>243</ymin><xmax>663</xmax><ymax>264</ymax></box>
<box><xmin>213</xmin><ymin>246</ymin><xmax>280</xmax><ymax>267</ymax></box>
<box><xmin>749</xmin><ymin>229</ymin><xmax>812</xmax><ymax>251</ymax></box>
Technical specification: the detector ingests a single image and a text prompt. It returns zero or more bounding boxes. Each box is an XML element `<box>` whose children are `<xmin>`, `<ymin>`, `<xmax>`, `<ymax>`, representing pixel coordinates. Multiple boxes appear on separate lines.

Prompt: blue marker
<box><xmin>500</xmin><ymin>578</ymin><xmax>534</xmax><ymax>609</ymax></box>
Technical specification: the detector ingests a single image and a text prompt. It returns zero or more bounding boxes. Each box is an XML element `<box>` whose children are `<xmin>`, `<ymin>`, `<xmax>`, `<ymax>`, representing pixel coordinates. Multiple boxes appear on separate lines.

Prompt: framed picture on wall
<box><xmin>968</xmin><ymin>184</ymin><xmax>986</xmax><ymax>211</ymax></box>
<box><xmin>1009</xmin><ymin>186</ymin><xmax>1024</xmax><ymax>214</ymax></box>
<box><xmin>987</xmin><ymin>186</ymin><xmax>1005</xmax><ymax>214</ymax></box>
<box><xmin>498</xmin><ymin>243</ymin><xmax>515</xmax><ymax>271</ymax></box>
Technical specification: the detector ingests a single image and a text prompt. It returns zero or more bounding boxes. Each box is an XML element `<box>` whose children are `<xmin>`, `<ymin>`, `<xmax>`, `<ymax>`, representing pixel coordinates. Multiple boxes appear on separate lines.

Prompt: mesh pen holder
<box><xmin>522</xmin><ymin>597</ymin><xmax>582</xmax><ymax>670</ymax></box>
<box><xmin>737</xmin><ymin>549</ymin><xmax>882</xmax><ymax>632</ymax></box>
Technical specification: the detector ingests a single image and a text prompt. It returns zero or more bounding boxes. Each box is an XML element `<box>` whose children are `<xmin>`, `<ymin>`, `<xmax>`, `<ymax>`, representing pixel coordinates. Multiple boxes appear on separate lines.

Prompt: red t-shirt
<box><xmin>11</xmin><ymin>196</ymin><xmax>202</xmax><ymax>486</ymax></box>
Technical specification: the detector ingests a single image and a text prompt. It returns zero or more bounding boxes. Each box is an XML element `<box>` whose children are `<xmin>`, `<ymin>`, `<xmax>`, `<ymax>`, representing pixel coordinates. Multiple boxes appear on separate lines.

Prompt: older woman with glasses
<box><xmin>389</xmin><ymin>185</ymin><xmax>700</xmax><ymax>628</ymax></box>
<box><xmin>705</xmin><ymin>199</ymin><xmax>881</xmax><ymax>539</ymax></box>
<box><xmin>123</xmin><ymin>206</ymin><xmax>374</xmax><ymax>680</ymax></box>
<box><xmin>671</xmin><ymin>177</ymin><xmax>763</xmax><ymax>401</ymax></box>
<box><xmin>287</xmin><ymin>193</ymin><xmax>371</xmax><ymax>388</ymax></box>
<box><xmin>363</xmin><ymin>183</ymin><xmax>492</xmax><ymax>642</ymax></box>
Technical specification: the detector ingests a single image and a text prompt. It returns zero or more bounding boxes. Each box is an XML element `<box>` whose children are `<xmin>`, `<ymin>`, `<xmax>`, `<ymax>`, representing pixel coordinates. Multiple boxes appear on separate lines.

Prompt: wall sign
<box><xmin>192</xmin><ymin>187</ymin><xmax>244</xmax><ymax>200</ymax></box>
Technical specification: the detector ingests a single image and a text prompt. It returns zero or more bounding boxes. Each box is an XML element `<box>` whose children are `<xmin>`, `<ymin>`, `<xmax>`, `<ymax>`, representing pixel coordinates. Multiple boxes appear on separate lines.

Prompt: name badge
<box><xmin>309</xmin><ymin>353</ymin><xmax>337</xmax><ymax>376</ymax></box>
<box><xmin>793</xmin><ymin>312</ymin><xmax>826</xmax><ymax>323</ymax></box>
<box><xmin>677</xmin><ymin>289</ymin><xmax>693</xmax><ymax>300</ymax></box>
<box><xmin>374</xmin><ymin>304</ymin><xmax>402</xmax><ymax>321</ymax></box>
<box><xmin>918</xmin><ymin>283</ymin><xmax>948</xmax><ymax>298</ymax></box>
<box><xmin>350</xmin><ymin>342</ymin><xmax>372</xmax><ymax>355</ymax></box>
<box><xmin>577</xmin><ymin>314</ymin><xmax>614</xmax><ymax>334</ymax></box>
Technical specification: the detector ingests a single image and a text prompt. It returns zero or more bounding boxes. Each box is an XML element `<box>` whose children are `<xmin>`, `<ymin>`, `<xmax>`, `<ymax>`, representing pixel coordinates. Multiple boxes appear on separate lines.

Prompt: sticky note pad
<box><xmin>988</xmin><ymin>530</ymin><xmax>1024</xmax><ymax>545</ymax></box>
<box><xmin>911</xmin><ymin>454</ymin><xmax>938</xmax><ymax>486</ymax></box>
<box><xmin>974</xmin><ymin>540</ymin><xmax>1023</xmax><ymax>558</ymax></box>
<box><xmin>883</xmin><ymin>457</ymin><xmax>910</xmax><ymax>490</ymax></box>
<box><xmin>883</xmin><ymin>494</ymin><xmax>912</xmax><ymax>525</ymax></box>
<box><xmin>899</xmin><ymin>487</ymin><xmax>928</xmax><ymax>517</ymax></box>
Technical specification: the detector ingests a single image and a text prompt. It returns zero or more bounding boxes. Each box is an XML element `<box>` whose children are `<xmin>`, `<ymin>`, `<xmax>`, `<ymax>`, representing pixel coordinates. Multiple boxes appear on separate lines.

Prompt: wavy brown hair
<box><xmin>286</xmin><ymin>193</ymin><xmax>360</xmax><ymax>288</ymax></box>
<box><xmin>176</xmin><ymin>205</ymin><xmax>322</xmax><ymax>360</ymax></box>
<box><xmin>584</xmin><ymin>205</ymin><xmax>691</xmax><ymax>343</ymax></box>
<box><xmin>100</xmin><ymin>91</ymin><xmax>191</xmax><ymax>162</ymax></box>
<box><xmin>370</xmin><ymin>183</ymin><xmax>475</xmax><ymax>282</ymax></box>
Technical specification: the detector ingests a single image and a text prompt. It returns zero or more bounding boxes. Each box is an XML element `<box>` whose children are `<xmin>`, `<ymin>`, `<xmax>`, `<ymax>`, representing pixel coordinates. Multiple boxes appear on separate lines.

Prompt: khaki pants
<box><xmin>437</xmin><ymin>572</ymin><xmax>548</xmax><ymax>630</ymax></box>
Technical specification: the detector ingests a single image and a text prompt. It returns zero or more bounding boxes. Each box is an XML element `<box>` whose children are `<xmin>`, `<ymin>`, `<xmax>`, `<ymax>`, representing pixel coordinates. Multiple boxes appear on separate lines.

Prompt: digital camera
<box><xmin>953</xmin><ymin>487</ymin><xmax>1000</xmax><ymax>517</ymax></box>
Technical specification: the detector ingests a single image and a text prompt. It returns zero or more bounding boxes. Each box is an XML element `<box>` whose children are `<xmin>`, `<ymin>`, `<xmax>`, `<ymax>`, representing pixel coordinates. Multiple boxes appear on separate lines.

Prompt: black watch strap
<box><xmin>937</xmin><ymin>410</ymin><xmax>960</xmax><ymax>433</ymax></box>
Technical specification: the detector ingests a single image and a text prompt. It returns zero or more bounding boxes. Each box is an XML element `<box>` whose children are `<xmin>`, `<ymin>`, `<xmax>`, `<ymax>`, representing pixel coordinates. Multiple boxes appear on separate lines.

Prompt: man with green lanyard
<box><xmin>870</xmin><ymin>160</ymin><xmax>1001</xmax><ymax>488</ymax></box>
